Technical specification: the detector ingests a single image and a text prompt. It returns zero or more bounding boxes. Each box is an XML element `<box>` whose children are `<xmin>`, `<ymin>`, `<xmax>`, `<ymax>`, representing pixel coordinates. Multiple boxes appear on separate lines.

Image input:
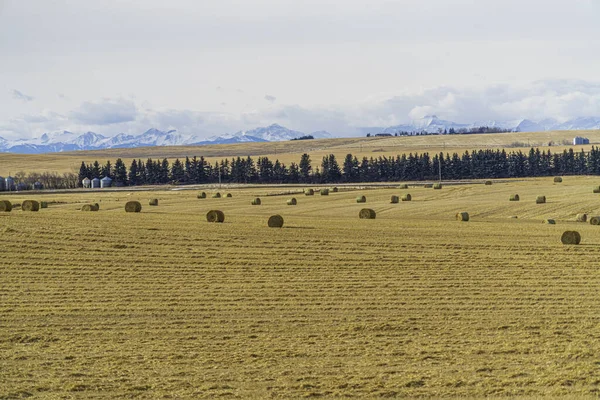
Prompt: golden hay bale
<box><xmin>320</xmin><ymin>188</ymin><xmax>329</xmax><ymax>196</ymax></box>
<box><xmin>423</xmin><ymin>184</ymin><xmax>433</xmax><ymax>188</ymax></box>
<box><xmin>124</xmin><ymin>201</ymin><xmax>142</xmax><ymax>213</ymax></box>
<box><xmin>304</xmin><ymin>188</ymin><xmax>314</xmax><ymax>196</ymax></box>
<box><xmin>197</xmin><ymin>192</ymin><xmax>207</xmax><ymax>199</ymax></box>
<box><xmin>287</xmin><ymin>198</ymin><xmax>297</xmax><ymax>205</ymax></box>
<box><xmin>356</xmin><ymin>195</ymin><xmax>366</xmax><ymax>203</ymax></box>
<box><xmin>40</xmin><ymin>201</ymin><xmax>48</xmax><ymax>209</ymax></box>
<box><xmin>94</xmin><ymin>203</ymin><xmax>100</xmax><ymax>210</ymax></box>
<box><xmin>398</xmin><ymin>184</ymin><xmax>408</xmax><ymax>189</ymax></box>
<box><xmin>485</xmin><ymin>180</ymin><xmax>493</xmax><ymax>185</ymax></box>
<box><xmin>81</xmin><ymin>204</ymin><xmax>99</xmax><ymax>211</ymax></box>
<box><xmin>590</xmin><ymin>216</ymin><xmax>600</xmax><ymax>225</ymax></box>
<box><xmin>554</xmin><ymin>176</ymin><xmax>563</xmax><ymax>183</ymax></box>
<box><xmin>226</xmin><ymin>193</ymin><xmax>232</xmax><ymax>198</ymax></box>
<box><xmin>509</xmin><ymin>194</ymin><xmax>520</xmax><ymax>201</ymax></box>
<box><xmin>536</xmin><ymin>196</ymin><xmax>546</xmax><ymax>204</ymax></box>
<box><xmin>561</xmin><ymin>231</ymin><xmax>581</xmax><ymax>245</ymax></box>
<box><xmin>401</xmin><ymin>194</ymin><xmax>412</xmax><ymax>201</ymax></box>
<box><xmin>267</xmin><ymin>214</ymin><xmax>284</xmax><ymax>228</ymax></box>
<box><xmin>390</xmin><ymin>195</ymin><xmax>399</xmax><ymax>204</ymax></box>
<box><xmin>594</xmin><ymin>186</ymin><xmax>600</xmax><ymax>194</ymax></box>
<box><xmin>331</xmin><ymin>187</ymin><xmax>339</xmax><ymax>193</ymax></box>
<box><xmin>359</xmin><ymin>208</ymin><xmax>376</xmax><ymax>219</ymax></box>
<box><xmin>149</xmin><ymin>199</ymin><xmax>158</xmax><ymax>206</ymax></box>
<box><xmin>576</xmin><ymin>213</ymin><xmax>588</xmax><ymax>222</ymax></box>
<box><xmin>212</xmin><ymin>192</ymin><xmax>221</xmax><ymax>198</ymax></box>
<box><xmin>456</xmin><ymin>212</ymin><xmax>469</xmax><ymax>221</ymax></box>
<box><xmin>21</xmin><ymin>200</ymin><xmax>40</xmax><ymax>212</ymax></box>
<box><xmin>0</xmin><ymin>200</ymin><xmax>12</xmax><ymax>212</ymax></box>
<box><xmin>543</xmin><ymin>219</ymin><xmax>556</xmax><ymax>224</ymax></box>
<box><xmin>206</xmin><ymin>210</ymin><xmax>225</xmax><ymax>223</ymax></box>
<box><xmin>251</xmin><ymin>197</ymin><xmax>261</xmax><ymax>205</ymax></box>
<box><xmin>433</xmin><ymin>183</ymin><xmax>443</xmax><ymax>189</ymax></box>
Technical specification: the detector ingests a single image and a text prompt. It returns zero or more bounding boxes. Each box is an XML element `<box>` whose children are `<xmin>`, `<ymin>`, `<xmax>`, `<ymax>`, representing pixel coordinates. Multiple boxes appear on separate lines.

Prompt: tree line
<box><xmin>77</xmin><ymin>147</ymin><xmax>600</xmax><ymax>187</ymax></box>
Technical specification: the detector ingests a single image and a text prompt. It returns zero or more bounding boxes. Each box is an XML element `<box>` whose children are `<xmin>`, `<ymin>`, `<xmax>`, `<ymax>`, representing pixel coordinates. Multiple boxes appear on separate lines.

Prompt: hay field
<box><xmin>1</xmin><ymin>129</ymin><xmax>599</xmax><ymax>176</ymax></box>
<box><xmin>3</xmin><ymin>177</ymin><xmax>600</xmax><ymax>398</ymax></box>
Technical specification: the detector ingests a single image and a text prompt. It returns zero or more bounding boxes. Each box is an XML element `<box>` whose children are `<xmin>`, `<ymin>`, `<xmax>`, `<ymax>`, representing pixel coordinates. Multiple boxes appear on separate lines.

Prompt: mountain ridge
<box><xmin>2</xmin><ymin>117</ymin><xmax>600</xmax><ymax>154</ymax></box>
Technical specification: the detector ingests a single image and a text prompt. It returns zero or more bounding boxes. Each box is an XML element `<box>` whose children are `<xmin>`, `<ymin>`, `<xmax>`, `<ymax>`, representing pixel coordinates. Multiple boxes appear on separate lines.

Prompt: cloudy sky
<box><xmin>1</xmin><ymin>0</ymin><xmax>600</xmax><ymax>140</ymax></box>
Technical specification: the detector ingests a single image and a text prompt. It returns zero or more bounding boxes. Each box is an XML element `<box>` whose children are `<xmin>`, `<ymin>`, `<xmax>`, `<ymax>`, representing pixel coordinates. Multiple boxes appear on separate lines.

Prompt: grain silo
<box><xmin>0</xmin><ymin>176</ymin><xmax>5</xmax><ymax>191</ymax></box>
<box><xmin>82</xmin><ymin>177</ymin><xmax>91</xmax><ymax>188</ymax></box>
<box><xmin>91</xmin><ymin>178</ymin><xmax>101</xmax><ymax>188</ymax></box>
<box><xmin>5</xmin><ymin>176</ymin><xmax>15</xmax><ymax>191</ymax></box>
<box><xmin>100</xmin><ymin>176</ymin><xmax>113</xmax><ymax>188</ymax></box>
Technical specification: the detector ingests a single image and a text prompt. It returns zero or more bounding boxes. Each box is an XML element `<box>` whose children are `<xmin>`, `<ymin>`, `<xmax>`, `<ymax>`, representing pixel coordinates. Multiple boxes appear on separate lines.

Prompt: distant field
<box><xmin>1</xmin><ymin>129</ymin><xmax>600</xmax><ymax>176</ymax></box>
<box><xmin>3</xmin><ymin>176</ymin><xmax>600</xmax><ymax>397</ymax></box>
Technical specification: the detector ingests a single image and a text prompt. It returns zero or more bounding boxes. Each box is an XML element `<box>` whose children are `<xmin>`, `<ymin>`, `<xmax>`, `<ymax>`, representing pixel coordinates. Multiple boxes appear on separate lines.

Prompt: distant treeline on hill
<box><xmin>73</xmin><ymin>147</ymin><xmax>600</xmax><ymax>187</ymax></box>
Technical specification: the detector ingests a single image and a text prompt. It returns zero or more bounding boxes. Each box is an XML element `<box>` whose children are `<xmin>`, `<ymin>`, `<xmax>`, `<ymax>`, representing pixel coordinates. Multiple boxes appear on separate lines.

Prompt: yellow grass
<box><xmin>3</xmin><ymin>176</ymin><xmax>600</xmax><ymax>397</ymax></box>
<box><xmin>1</xmin><ymin>129</ymin><xmax>599</xmax><ymax>175</ymax></box>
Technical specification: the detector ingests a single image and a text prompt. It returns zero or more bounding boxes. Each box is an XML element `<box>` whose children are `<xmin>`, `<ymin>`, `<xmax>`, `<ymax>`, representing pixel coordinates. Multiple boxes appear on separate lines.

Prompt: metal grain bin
<box><xmin>91</xmin><ymin>178</ymin><xmax>101</xmax><ymax>188</ymax></box>
<box><xmin>100</xmin><ymin>176</ymin><xmax>113</xmax><ymax>188</ymax></box>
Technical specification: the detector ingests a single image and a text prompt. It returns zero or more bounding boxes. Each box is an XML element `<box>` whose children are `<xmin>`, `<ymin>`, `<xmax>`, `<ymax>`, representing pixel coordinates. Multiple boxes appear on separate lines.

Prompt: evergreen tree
<box><xmin>128</xmin><ymin>159</ymin><xmax>138</xmax><ymax>186</ymax></box>
<box><xmin>91</xmin><ymin>160</ymin><xmax>101</xmax><ymax>179</ymax></box>
<box><xmin>101</xmin><ymin>160</ymin><xmax>112</xmax><ymax>179</ymax></box>
<box><xmin>171</xmin><ymin>158</ymin><xmax>185</xmax><ymax>183</ymax></box>
<box><xmin>77</xmin><ymin>162</ymin><xmax>88</xmax><ymax>187</ymax></box>
<box><xmin>299</xmin><ymin>153</ymin><xmax>311</xmax><ymax>183</ymax></box>
<box><xmin>113</xmin><ymin>158</ymin><xmax>128</xmax><ymax>185</ymax></box>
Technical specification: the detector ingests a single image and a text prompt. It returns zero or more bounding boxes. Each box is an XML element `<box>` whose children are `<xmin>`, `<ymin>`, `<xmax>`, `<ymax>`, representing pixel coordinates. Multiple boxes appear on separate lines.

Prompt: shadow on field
<box><xmin>284</xmin><ymin>226</ymin><xmax>316</xmax><ymax>230</ymax></box>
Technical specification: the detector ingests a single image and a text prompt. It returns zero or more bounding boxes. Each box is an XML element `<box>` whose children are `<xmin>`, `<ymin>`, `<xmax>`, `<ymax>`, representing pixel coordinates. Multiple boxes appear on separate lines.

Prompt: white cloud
<box><xmin>11</xmin><ymin>89</ymin><xmax>34</xmax><ymax>102</ymax></box>
<box><xmin>69</xmin><ymin>98</ymin><xmax>137</xmax><ymax>125</ymax></box>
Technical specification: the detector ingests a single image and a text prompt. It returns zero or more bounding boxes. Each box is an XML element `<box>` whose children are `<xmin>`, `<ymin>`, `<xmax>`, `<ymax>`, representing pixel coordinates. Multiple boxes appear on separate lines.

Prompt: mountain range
<box><xmin>1</xmin><ymin>116</ymin><xmax>600</xmax><ymax>154</ymax></box>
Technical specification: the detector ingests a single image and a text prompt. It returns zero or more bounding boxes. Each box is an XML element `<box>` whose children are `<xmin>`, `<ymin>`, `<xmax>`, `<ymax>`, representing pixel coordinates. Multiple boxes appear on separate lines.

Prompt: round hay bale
<box><xmin>40</xmin><ymin>201</ymin><xmax>48</xmax><ymax>209</ymax></box>
<box><xmin>304</xmin><ymin>188</ymin><xmax>314</xmax><ymax>196</ymax></box>
<box><xmin>197</xmin><ymin>192</ymin><xmax>207</xmax><ymax>199</ymax></box>
<box><xmin>398</xmin><ymin>184</ymin><xmax>408</xmax><ymax>189</ymax></box>
<box><xmin>433</xmin><ymin>183</ymin><xmax>442</xmax><ymax>189</ymax></box>
<box><xmin>484</xmin><ymin>180</ymin><xmax>492</xmax><ymax>185</ymax></box>
<box><xmin>251</xmin><ymin>197</ymin><xmax>261</xmax><ymax>205</ymax></box>
<box><xmin>81</xmin><ymin>204</ymin><xmax>99</xmax><ymax>211</ymax></box>
<box><xmin>590</xmin><ymin>216</ymin><xmax>600</xmax><ymax>225</ymax></box>
<box><xmin>21</xmin><ymin>200</ymin><xmax>40</xmax><ymax>212</ymax></box>
<box><xmin>149</xmin><ymin>199</ymin><xmax>158</xmax><ymax>206</ymax></box>
<box><xmin>320</xmin><ymin>188</ymin><xmax>329</xmax><ymax>196</ymax></box>
<box><xmin>267</xmin><ymin>214</ymin><xmax>284</xmax><ymax>228</ymax></box>
<box><xmin>359</xmin><ymin>208</ymin><xmax>376</xmax><ymax>219</ymax></box>
<box><xmin>543</xmin><ymin>219</ymin><xmax>556</xmax><ymax>224</ymax></box>
<box><xmin>287</xmin><ymin>198</ymin><xmax>297</xmax><ymax>206</ymax></box>
<box><xmin>206</xmin><ymin>210</ymin><xmax>225</xmax><ymax>223</ymax></box>
<box><xmin>509</xmin><ymin>194</ymin><xmax>520</xmax><ymax>201</ymax></box>
<box><xmin>510</xmin><ymin>215</ymin><xmax>518</xmax><ymax>219</ymax></box>
<box><xmin>94</xmin><ymin>203</ymin><xmax>100</xmax><ymax>210</ymax></box>
<box><xmin>390</xmin><ymin>195</ymin><xmax>399</xmax><ymax>204</ymax></box>
<box><xmin>226</xmin><ymin>193</ymin><xmax>232</xmax><ymax>198</ymax></box>
<box><xmin>331</xmin><ymin>187</ymin><xmax>339</xmax><ymax>193</ymax></box>
<box><xmin>401</xmin><ymin>194</ymin><xmax>412</xmax><ymax>202</ymax></box>
<box><xmin>554</xmin><ymin>176</ymin><xmax>563</xmax><ymax>183</ymax></box>
<box><xmin>576</xmin><ymin>213</ymin><xmax>588</xmax><ymax>223</ymax></box>
<box><xmin>124</xmin><ymin>201</ymin><xmax>142</xmax><ymax>213</ymax></box>
<box><xmin>0</xmin><ymin>200</ymin><xmax>12</xmax><ymax>212</ymax></box>
<box><xmin>561</xmin><ymin>231</ymin><xmax>581</xmax><ymax>245</ymax></box>
<box><xmin>356</xmin><ymin>195</ymin><xmax>366</xmax><ymax>203</ymax></box>
<box><xmin>456</xmin><ymin>212</ymin><xmax>469</xmax><ymax>221</ymax></box>
<box><xmin>423</xmin><ymin>184</ymin><xmax>433</xmax><ymax>188</ymax></box>
<box><xmin>594</xmin><ymin>186</ymin><xmax>600</xmax><ymax>194</ymax></box>
<box><xmin>212</xmin><ymin>192</ymin><xmax>221</xmax><ymax>198</ymax></box>
<box><xmin>536</xmin><ymin>196</ymin><xmax>546</xmax><ymax>204</ymax></box>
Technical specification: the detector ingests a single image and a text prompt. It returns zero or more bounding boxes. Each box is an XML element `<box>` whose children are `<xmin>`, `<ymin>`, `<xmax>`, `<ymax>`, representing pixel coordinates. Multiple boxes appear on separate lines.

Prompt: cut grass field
<box><xmin>1</xmin><ymin>128</ymin><xmax>600</xmax><ymax>176</ymax></box>
<box><xmin>3</xmin><ymin>176</ymin><xmax>600</xmax><ymax>397</ymax></box>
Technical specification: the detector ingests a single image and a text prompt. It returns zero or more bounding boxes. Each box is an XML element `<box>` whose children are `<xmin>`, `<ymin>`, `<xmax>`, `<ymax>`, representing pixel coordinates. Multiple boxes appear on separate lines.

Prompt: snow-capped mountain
<box><xmin>2</xmin><ymin>117</ymin><xmax>600</xmax><ymax>154</ymax></box>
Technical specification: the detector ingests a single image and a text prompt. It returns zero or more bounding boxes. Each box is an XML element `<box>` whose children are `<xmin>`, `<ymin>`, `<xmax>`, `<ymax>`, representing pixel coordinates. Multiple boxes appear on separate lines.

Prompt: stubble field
<box><xmin>3</xmin><ymin>177</ymin><xmax>600</xmax><ymax>398</ymax></box>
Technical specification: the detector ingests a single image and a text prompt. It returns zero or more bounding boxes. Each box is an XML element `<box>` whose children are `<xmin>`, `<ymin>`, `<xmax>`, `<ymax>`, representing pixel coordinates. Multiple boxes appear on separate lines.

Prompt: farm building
<box><xmin>82</xmin><ymin>177</ymin><xmax>91</xmax><ymax>188</ymax></box>
<box><xmin>16</xmin><ymin>182</ymin><xmax>28</xmax><ymax>191</ymax></box>
<box><xmin>0</xmin><ymin>176</ymin><xmax>4</xmax><ymax>191</ymax></box>
<box><xmin>100</xmin><ymin>176</ymin><xmax>113</xmax><ymax>188</ymax></box>
<box><xmin>573</xmin><ymin>136</ymin><xmax>590</xmax><ymax>145</ymax></box>
<box><xmin>91</xmin><ymin>178</ymin><xmax>101</xmax><ymax>188</ymax></box>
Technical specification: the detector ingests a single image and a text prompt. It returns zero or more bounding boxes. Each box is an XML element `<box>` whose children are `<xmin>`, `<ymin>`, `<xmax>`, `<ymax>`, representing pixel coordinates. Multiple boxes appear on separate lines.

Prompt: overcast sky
<box><xmin>1</xmin><ymin>0</ymin><xmax>600</xmax><ymax>139</ymax></box>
